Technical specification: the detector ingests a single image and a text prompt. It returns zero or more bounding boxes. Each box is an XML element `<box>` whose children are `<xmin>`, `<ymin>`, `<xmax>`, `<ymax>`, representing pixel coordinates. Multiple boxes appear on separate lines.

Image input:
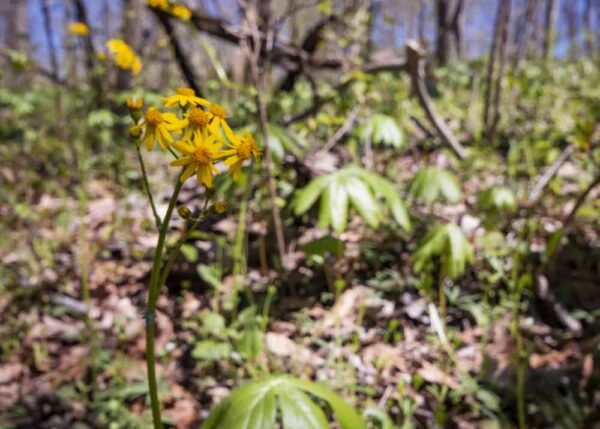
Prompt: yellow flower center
<box><xmin>176</xmin><ymin>87</ymin><xmax>196</xmax><ymax>97</ymax></box>
<box><xmin>145</xmin><ymin>108</ymin><xmax>163</xmax><ymax>126</ymax></box>
<box><xmin>236</xmin><ymin>141</ymin><xmax>252</xmax><ymax>160</ymax></box>
<box><xmin>188</xmin><ymin>108</ymin><xmax>209</xmax><ymax>128</ymax></box>
<box><xmin>193</xmin><ymin>147</ymin><xmax>213</xmax><ymax>165</ymax></box>
<box><xmin>209</xmin><ymin>104</ymin><xmax>226</xmax><ymax>119</ymax></box>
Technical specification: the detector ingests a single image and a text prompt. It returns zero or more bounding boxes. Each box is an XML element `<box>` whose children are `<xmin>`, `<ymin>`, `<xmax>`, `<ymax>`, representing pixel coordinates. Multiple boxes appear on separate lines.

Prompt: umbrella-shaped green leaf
<box><xmin>414</xmin><ymin>223</ymin><xmax>473</xmax><ymax>279</ymax></box>
<box><xmin>477</xmin><ymin>186</ymin><xmax>517</xmax><ymax>213</ymax></box>
<box><xmin>409</xmin><ymin>167</ymin><xmax>461</xmax><ymax>204</ymax></box>
<box><xmin>293</xmin><ymin>165</ymin><xmax>411</xmax><ymax>233</ymax></box>
<box><xmin>202</xmin><ymin>375</ymin><xmax>366</xmax><ymax>429</ymax></box>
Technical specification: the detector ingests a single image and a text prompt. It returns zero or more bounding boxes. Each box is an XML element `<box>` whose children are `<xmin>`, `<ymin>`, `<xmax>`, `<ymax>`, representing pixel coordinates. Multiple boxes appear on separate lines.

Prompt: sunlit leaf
<box><xmin>409</xmin><ymin>167</ymin><xmax>461</xmax><ymax>204</ymax></box>
<box><xmin>414</xmin><ymin>223</ymin><xmax>473</xmax><ymax>279</ymax></box>
<box><xmin>203</xmin><ymin>375</ymin><xmax>365</xmax><ymax>429</ymax></box>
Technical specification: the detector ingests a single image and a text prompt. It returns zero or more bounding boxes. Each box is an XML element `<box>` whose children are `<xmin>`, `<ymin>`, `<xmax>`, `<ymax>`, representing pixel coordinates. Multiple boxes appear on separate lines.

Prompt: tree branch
<box><xmin>528</xmin><ymin>144</ymin><xmax>574</xmax><ymax>205</ymax></box>
<box><xmin>406</xmin><ymin>40</ymin><xmax>466</xmax><ymax>159</ymax></box>
<box><xmin>152</xmin><ymin>9</ymin><xmax>202</xmax><ymax>95</ymax></box>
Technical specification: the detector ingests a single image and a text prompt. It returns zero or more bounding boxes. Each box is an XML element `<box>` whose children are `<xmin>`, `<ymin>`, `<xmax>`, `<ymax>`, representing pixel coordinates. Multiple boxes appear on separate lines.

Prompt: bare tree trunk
<box><xmin>563</xmin><ymin>0</ymin><xmax>578</xmax><ymax>57</ymax></box>
<box><xmin>39</xmin><ymin>0</ymin><xmax>59</xmax><ymax>80</ymax></box>
<box><xmin>435</xmin><ymin>0</ymin><xmax>463</xmax><ymax>66</ymax></box>
<box><xmin>116</xmin><ymin>0</ymin><xmax>144</xmax><ymax>91</ymax></box>
<box><xmin>542</xmin><ymin>0</ymin><xmax>557</xmax><ymax>61</ymax></box>
<box><xmin>513</xmin><ymin>0</ymin><xmax>539</xmax><ymax>68</ymax></box>
<box><xmin>436</xmin><ymin>0</ymin><xmax>450</xmax><ymax>65</ymax></box>
<box><xmin>483</xmin><ymin>0</ymin><xmax>511</xmax><ymax>142</ymax></box>
<box><xmin>583</xmin><ymin>0</ymin><xmax>594</xmax><ymax>55</ymax></box>
<box><xmin>72</xmin><ymin>0</ymin><xmax>104</xmax><ymax>106</ymax></box>
<box><xmin>418</xmin><ymin>0</ymin><xmax>427</xmax><ymax>42</ymax></box>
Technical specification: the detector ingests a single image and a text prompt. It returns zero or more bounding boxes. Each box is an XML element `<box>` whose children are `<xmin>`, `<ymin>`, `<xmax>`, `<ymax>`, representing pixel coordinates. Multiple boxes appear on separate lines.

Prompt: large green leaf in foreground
<box><xmin>202</xmin><ymin>375</ymin><xmax>366</xmax><ymax>429</ymax></box>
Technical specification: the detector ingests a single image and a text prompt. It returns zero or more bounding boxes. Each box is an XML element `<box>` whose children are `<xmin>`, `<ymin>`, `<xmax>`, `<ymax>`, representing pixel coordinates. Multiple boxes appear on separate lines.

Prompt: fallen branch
<box><xmin>528</xmin><ymin>144</ymin><xmax>574</xmax><ymax>205</ymax></box>
<box><xmin>406</xmin><ymin>40</ymin><xmax>466</xmax><ymax>159</ymax></box>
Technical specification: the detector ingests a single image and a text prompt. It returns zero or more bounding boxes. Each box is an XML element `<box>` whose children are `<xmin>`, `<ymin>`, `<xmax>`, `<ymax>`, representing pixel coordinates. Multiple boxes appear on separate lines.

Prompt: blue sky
<box><xmin>23</xmin><ymin>0</ymin><xmax>590</xmax><ymax>71</ymax></box>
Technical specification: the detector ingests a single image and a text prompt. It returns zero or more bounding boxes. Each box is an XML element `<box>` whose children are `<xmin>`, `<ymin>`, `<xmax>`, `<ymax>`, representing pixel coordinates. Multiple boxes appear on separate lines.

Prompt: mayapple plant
<box><xmin>126</xmin><ymin>88</ymin><xmax>260</xmax><ymax>429</ymax></box>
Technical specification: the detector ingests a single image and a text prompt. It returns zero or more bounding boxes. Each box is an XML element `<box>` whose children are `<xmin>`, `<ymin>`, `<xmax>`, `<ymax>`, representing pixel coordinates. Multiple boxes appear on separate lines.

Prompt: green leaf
<box><xmin>294</xmin><ymin>175</ymin><xmax>330</xmax><ymax>215</ymax></box>
<box><xmin>203</xmin><ymin>379</ymin><xmax>278</xmax><ymax>429</ymax></box>
<box><xmin>203</xmin><ymin>376</ymin><xmax>365</xmax><ymax>429</ymax></box>
<box><xmin>288</xmin><ymin>377</ymin><xmax>367</xmax><ymax>429</ymax></box>
<box><xmin>192</xmin><ymin>340</ymin><xmax>232</xmax><ymax>361</ymax></box>
<box><xmin>409</xmin><ymin>167</ymin><xmax>461</xmax><ymax>204</ymax></box>
<box><xmin>328</xmin><ymin>176</ymin><xmax>349</xmax><ymax>232</ymax></box>
<box><xmin>301</xmin><ymin>236</ymin><xmax>345</xmax><ymax>257</ymax></box>
<box><xmin>181</xmin><ymin>244</ymin><xmax>198</xmax><ymax>263</ymax></box>
<box><xmin>235</xmin><ymin>326</ymin><xmax>263</xmax><ymax>360</ymax></box>
<box><xmin>345</xmin><ymin>176</ymin><xmax>381</xmax><ymax>228</ymax></box>
<box><xmin>197</xmin><ymin>264</ymin><xmax>222</xmax><ymax>290</ymax></box>
<box><xmin>293</xmin><ymin>165</ymin><xmax>411</xmax><ymax>232</ymax></box>
<box><xmin>414</xmin><ymin>223</ymin><xmax>473</xmax><ymax>279</ymax></box>
<box><xmin>362</xmin><ymin>172</ymin><xmax>411</xmax><ymax>231</ymax></box>
<box><xmin>278</xmin><ymin>383</ymin><xmax>330</xmax><ymax>429</ymax></box>
<box><xmin>359</xmin><ymin>114</ymin><xmax>405</xmax><ymax>148</ymax></box>
<box><xmin>477</xmin><ymin>186</ymin><xmax>517</xmax><ymax>213</ymax></box>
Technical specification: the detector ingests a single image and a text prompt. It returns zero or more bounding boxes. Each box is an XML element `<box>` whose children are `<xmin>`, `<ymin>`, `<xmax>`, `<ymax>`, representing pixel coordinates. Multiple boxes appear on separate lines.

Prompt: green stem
<box><xmin>158</xmin><ymin>218</ymin><xmax>202</xmax><ymax>289</ymax></box>
<box><xmin>146</xmin><ymin>176</ymin><xmax>183</xmax><ymax>429</ymax></box>
<box><xmin>158</xmin><ymin>197</ymin><xmax>211</xmax><ymax>288</ymax></box>
<box><xmin>511</xmin><ymin>242</ymin><xmax>526</xmax><ymax>429</ymax></box>
<box><xmin>137</xmin><ymin>146</ymin><xmax>161</xmax><ymax>229</ymax></box>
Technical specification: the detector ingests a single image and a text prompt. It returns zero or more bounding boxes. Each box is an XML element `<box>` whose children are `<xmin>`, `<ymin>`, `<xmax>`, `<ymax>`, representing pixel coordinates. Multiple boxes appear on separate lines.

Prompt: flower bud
<box><xmin>129</xmin><ymin>124</ymin><xmax>142</xmax><ymax>140</ymax></box>
<box><xmin>126</xmin><ymin>97</ymin><xmax>143</xmax><ymax>122</ymax></box>
<box><xmin>212</xmin><ymin>201</ymin><xmax>229</xmax><ymax>214</ymax></box>
<box><xmin>177</xmin><ymin>205</ymin><xmax>192</xmax><ymax>219</ymax></box>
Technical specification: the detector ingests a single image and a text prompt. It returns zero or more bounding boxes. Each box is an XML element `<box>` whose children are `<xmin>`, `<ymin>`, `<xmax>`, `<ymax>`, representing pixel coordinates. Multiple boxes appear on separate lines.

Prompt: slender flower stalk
<box><xmin>136</xmin><ymin>147</ymin><xmax>161</xmax><ymax>228</ymax></box>
<box><xmin>124</xmin><ymin>89</ymin><xmax>259</xmax><ymax>429</ymax></box>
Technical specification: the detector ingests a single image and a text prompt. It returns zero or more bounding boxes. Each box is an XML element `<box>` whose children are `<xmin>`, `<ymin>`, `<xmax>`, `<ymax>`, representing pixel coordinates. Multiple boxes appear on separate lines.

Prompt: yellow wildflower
<box><xmin>147</xmin><ymin>0</ymin><xmax>169</xmax><ymax>9</ymax></box>
<box><xmin>126</xmin><ymin>97</ymin><xmax>143</xmax><ymax>110</ymax></box>
<box><xmin>220</xmin><ymin>132</ymin><xmax>261</xmax><ymax>180</ymax></box>
<box><xmin>207</xmin><ymin>103</ymin><xmax>236</xmax><ymax>143</ymax></box>
<box><xmin>106</xmin><ymin>39</ymin><xmax>142</xmax><ymax>75</ymax></box>
<box><xmin>170</xmin><ymin>133</ymin><xmax>223</xmax><ymax>188</ymax></box>
<box><xmin>129</xmin><ymin>124</ymin><xmax>142</xmax><ymax>140</ymax></box>
<box><xmin>97</xmin><ymin>52</ymin><xmax>106</xmax><ymax>61</ymax></box>
<box><xmin>68</xmin><ymin>22</ymin><xmax>89</xmax><ymax>36</ymax></box>
<box><xmin>163</xmin><ymin>87</ymin><xmax>210</xmax><ymax>109</ymax></box>
<box><xmin>180</xmin><ymin>108</ymin><xmax>210</xmax><ymax>142</ymax></box>
<box><xmin>141</xmin><ymin>107</ymin><xmax>185</xmax><ymax>151</ymax></box>
<box><xmin>170</xmin><ymin>4</ymin><xmax>191</xmax><ymax>20</ymax></box>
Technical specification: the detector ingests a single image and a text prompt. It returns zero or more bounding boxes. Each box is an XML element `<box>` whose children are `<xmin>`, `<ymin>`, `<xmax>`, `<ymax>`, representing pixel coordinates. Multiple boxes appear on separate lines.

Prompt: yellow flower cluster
<box><xmin>147</xmin><ymin>0</ymin><xmax>192</xmax><ymax>20</ymax></box>
<box><xmin>128</xmin><ymin>88</ymin><xmax>261</xmax><ymax>188</ymax></box>
<box><xmin>106</xmin><ymin>39</ymin><xmax>142</xmax><ymax>75</ymax></box>
<box><xmin>68</xmin><ymin>22</ymin><xmax>89</xmax><ymax>36</ymax></box>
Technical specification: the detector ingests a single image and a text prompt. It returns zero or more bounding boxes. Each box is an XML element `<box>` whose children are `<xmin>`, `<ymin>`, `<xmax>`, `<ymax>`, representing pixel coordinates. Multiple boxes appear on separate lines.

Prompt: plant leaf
<box><xmin>278</xmin><ymin>383</ymin><xmax>330</xmax><ymax>429</ymax></box>
<box><xmin>328</xmin><ymin>176</ymin><xmax>349</xmax><ymax>232</ymax></box>
<box><xmin>345</xmin><ymin>176</ymin><xmax>381</xmax><ymax>228</ymax></box>
<box><xmin>288</xmin><ymin>377</ymin><xmax>367</xmax><ymax>429</ymax></box>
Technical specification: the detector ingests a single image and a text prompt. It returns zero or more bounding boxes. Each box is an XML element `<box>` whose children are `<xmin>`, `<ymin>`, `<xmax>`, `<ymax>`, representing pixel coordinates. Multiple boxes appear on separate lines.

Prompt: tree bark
<box><xmin>483</xmin><ymin>0</ymin><xmax>511</xmax><ymax>142</ymax></box>
<box><xmin>542</xmin><ymin>0</ymin><xmax>557</xmax><ymax>61</ymax></box>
